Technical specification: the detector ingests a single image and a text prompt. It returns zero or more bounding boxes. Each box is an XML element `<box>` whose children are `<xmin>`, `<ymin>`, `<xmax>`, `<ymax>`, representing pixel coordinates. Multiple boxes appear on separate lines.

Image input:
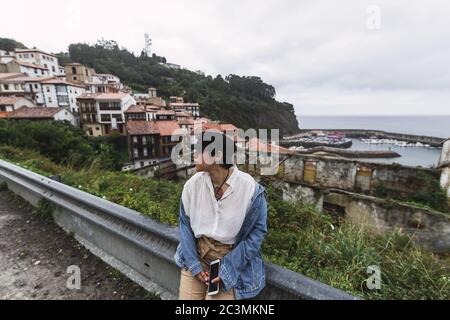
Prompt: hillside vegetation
<box><xmin>61</xmin><ymin>39</ymin><xmax>300</xmax><ymax>135</ymax></box>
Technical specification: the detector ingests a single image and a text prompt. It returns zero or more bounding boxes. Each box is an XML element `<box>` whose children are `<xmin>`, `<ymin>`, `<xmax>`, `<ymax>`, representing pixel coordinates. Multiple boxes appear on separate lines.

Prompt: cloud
<box><xmin>1</xmin><ymin>0</ymin><xmax>449</xmax><ymax>115</ymax></box>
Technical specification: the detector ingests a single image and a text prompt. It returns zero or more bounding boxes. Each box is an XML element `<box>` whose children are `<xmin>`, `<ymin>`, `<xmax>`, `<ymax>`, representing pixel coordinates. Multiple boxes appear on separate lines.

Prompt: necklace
<box><xmin>212</xmin><ymin>168</ymin><xmax>230</xmax><ymax>200</ymax></box>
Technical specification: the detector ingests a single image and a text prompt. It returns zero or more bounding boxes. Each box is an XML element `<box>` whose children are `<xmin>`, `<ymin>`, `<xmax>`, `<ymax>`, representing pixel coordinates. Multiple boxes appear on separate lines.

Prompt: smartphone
<box><xmin>207</xmin><ymin>259</ymin><xmax>220</xmax><ymax>296</ymax></box>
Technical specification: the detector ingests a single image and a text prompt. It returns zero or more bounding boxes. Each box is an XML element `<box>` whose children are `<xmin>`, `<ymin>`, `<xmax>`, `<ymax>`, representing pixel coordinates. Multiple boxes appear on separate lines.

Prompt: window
<box><xmin>34</xmin><ymin>84</ymin><xmax>38</xmax><ymax>89</ymax></box>
<box><xmin>15</xmin><ymin>84</ymin><xmax>20</xmax><ymax>90</ymax></box>
<box><xmin>44</xmin><ymin>64</ymin><xmax>48</xmax><ymax>68</ymax></box>
<box><xmin>46</xmin><ymin>86</ymin><xmax>50</xmax><ymax>92</ymax></box>
<box><xmin>73</xmin><ymin>76</ymin><xmax>77</xmax><ymax>81</ymax></box>
<box><xmin>52</xmin><ymin>66</ymin><xmax>56</xmax><ymax>72</ymax></box>
<box><xmin>142</xmin><ymin>136</ymin><xmax>147</xmax><ymax>144</ymax></box>
<box><xmin>58</xmin><ymin>95</ymin><xmax>69</xmax><ymax>104</ymax></box>
<box><xmin>4</xmin><ymin>84</ymin><xmax>9</xmax><ymax>90</ymax></box>
<box><xmin>133</xmin><ymin>136</ymin><xmax>138</xmax><ymax>143</ymax></box>
<box><xmin>72</xmin><ymin>67</ymin><xmax>76</xmax><ymax>74</ymax></box>
<box><xmin>100</xmin><ymin>114</ymin><xmax>111</xmax><ymax>122</ymax></box>
<box><xmin>34</xmin><ymin>69</ymin><xmax>38</xmax><ymax>74</ymax></box>
<box><xmin>112</xmin><ymin>114</ymin><xmax>122</xmax><ymax>122</ymax></box>
<box><xmin>143</xmin><ymin>148</ymin><xmax>148</xmax><ymax>157</ymax></box>
<box><xmin>56</xmin><ymin>85</ymin><xmax>66</xmax><ymax>93</ymax></box>
<box><xmin>40</xmin><ymin>69</ymin><xmax>44</xmax><ymax>75</ymax></box>
<box><xmin>133</xmin><ymin>148</ymin><xmax>139</xmax><ymax>158</ymax></box>
<box><xmin>48</xmin><ymin>97</ymin><xmax>52</xmax><ymax>103</ymax></box>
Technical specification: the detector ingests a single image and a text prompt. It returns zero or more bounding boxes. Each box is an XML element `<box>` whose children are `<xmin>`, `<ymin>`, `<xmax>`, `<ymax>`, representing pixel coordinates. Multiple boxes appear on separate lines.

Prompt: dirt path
<box><xmin>0</xmin><ymin>189</ymin><xmax>158</xmax><ymax>300</ymax></box>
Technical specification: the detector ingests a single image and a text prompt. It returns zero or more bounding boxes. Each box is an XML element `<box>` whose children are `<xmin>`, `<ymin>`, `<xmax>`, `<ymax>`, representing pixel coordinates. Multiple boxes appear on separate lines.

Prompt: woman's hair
<box><xmin>195</xmin><ymin>131</ymin><xmax>236</xmax><ymax>169</ymax></box>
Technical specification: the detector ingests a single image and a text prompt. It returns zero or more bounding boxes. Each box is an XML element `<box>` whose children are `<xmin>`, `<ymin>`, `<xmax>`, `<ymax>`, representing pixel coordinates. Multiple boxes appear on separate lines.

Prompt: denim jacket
<box><xmin>173</xmin><ymin>183</ymin><xmax>268</xmax><ymax>300</ymax></box>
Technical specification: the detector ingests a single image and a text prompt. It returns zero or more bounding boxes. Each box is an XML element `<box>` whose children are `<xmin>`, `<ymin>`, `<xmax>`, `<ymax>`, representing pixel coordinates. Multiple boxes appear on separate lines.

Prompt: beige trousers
<box><xmin>178</xmin><ymin>236</ymin><xmax>235</xmax><ymax>300</ymax></box>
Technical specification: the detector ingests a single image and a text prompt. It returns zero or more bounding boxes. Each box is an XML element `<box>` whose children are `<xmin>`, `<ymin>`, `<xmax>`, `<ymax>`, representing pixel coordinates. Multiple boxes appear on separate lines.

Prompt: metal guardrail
<box><xmin>0</xmin><ymin>159</ymin><xmax>359</xmax><ymax>300</ymax></box>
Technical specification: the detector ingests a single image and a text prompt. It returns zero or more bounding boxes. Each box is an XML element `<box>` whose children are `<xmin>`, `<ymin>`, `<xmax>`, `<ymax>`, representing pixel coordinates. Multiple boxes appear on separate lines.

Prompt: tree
<box><xmin>0</xmin><ymin>37</ymin><xmax>27</xmax><ymax>51</ymax></box>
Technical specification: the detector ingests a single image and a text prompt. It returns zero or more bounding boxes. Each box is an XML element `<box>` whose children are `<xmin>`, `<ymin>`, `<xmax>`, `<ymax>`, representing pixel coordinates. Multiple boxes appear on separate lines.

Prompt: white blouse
<box><xmin>181</xmin><ymin>166</ymin><xmax>257</xmax><ymax>244</ymax></box>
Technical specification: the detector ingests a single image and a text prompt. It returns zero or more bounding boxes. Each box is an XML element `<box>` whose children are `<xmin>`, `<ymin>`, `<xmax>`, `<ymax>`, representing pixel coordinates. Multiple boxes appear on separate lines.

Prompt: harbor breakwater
<box><xmin>294</xmin><ymin>129</ymin><xmax>446</xmax><ymax>147</ymax></box>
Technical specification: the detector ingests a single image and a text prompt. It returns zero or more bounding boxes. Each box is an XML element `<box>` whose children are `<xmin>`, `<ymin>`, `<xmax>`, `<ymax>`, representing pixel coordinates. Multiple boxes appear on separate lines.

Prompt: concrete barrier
<box><xmin>0</xmin><ymin>159</ymin><xmax>358</xmax><ymax>300</ymax></box>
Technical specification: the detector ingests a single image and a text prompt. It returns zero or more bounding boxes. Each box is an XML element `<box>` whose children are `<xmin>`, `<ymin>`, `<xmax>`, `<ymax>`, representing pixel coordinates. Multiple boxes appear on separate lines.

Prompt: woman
<box><xmin>173</xmin><ymin>131</ymin><xmax>268</xmax><ymax>300</ymax></box>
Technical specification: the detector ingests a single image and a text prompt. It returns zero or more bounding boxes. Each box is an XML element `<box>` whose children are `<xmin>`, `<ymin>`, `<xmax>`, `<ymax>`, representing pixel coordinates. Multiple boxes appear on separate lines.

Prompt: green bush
<box><xmin>0</xmin><ymin>120</ymin><xmax>127</xmax><ymax>171</ymax></box>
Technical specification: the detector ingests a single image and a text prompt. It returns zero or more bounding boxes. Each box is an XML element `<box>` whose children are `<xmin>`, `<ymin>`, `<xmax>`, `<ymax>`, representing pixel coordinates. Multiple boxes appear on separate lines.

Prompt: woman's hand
<box><xmin>211</xmin><ymin>276</ymin><xmax>220</xmax><ymax>285</ymax></box>
<box><xmin>196</xmin><ymin>270</ymin><xmax>209</xmax><ymax>284</ymax></box>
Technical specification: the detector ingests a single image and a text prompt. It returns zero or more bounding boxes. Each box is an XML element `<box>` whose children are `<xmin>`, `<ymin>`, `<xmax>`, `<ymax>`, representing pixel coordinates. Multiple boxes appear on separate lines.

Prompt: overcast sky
<box><xmin>2</xmin><ymin>0</ymin><xmax>450</xmax><ymax>115</ymax></box>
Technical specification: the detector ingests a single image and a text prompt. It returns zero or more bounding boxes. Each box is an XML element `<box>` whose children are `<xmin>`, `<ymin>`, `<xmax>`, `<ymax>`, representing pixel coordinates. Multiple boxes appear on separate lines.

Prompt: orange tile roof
<box><xmin>8</xmin><ymin>106</ymin><xmax>64</xmax><ymax>119</ymax></box>
<box><xmin>0</xmin><ymin>96</ymin><xmax>25</xmax><ymax>105</ymax></box>
<box><xmin>155</xmin><ymin>120</ymin><xmax>181</xmax><ymax>136</ymax></box>
<box><xmin>0</xmin><ymin>73</ymin><xmax>24</xmax><ymax>80</ymax></box>
<box><xmin>219</xmin><ymin>124</ymin><xmax>238</xmax><ymax>132</ymax></box>
<box><xmin>77</xmin><ymin>93</ymin><xmax>101</xmax><ymax>100</ymax></box>
<box><xmin>156</xmin><ymin>110</ymin><xmax>176</xmax><ymax>115</ymax></box>
<box><xmin>15</xmin><ymin>48</ymin><xmax>57</xmax><ymax>57</ymax></box>
<box><xmin>197</xmin><ymin>123</ymin><xmax>239</xmax><ymax>133</ymax></box>
<box><xmin>15</xmin><ymin>60</ymin><xmax>48</xmax><ymax>70</ymax></box>
<box><xmin>126</xmin><ymin>120</ymin><xmax>159</xmax><ymax>135</ymax></box>
<box><xmin>175</xmin><ymin>111</ymin><xmax>191</xmax><ymax>117</ymax></box>
<box><xmin>40</xmin><ymin>78</ymin><xmax>86</xmax><ymax>88</ymax></box>
<box><xmin>124</xmin><ymin>105</ymin><xmax>145</xmax><ymax>113</ymax></box>
<box><xmin>0</xmin><ymin>111</ymin><xmax>10</xmax><ymax>118</ymax></box>
<box><xmin>95</xmin><ymin>92</ymin><xmax>128</xmax><ymax>100</ymax></box>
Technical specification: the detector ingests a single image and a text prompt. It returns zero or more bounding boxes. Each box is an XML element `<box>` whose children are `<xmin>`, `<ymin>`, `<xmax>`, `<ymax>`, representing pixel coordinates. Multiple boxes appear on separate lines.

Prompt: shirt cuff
<box><xmin>189</xmin><ymin>261</ymin><xmax>203</xmax><ymax>278</ymax></box>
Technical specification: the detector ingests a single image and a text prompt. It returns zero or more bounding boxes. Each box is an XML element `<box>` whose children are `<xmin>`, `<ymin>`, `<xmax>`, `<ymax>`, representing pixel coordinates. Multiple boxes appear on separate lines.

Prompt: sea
<box><xmin>297</xmin><ymin>115</ymin><xmax>450</xmax><ymax>168</ymax></box>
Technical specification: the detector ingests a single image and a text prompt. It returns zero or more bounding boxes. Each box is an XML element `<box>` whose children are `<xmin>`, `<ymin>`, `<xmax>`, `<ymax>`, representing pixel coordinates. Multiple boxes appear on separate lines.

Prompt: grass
<box><xmin>1</xmin><ymin>145</ymin><xmax>448</xmax><ymax>300</ymax></box>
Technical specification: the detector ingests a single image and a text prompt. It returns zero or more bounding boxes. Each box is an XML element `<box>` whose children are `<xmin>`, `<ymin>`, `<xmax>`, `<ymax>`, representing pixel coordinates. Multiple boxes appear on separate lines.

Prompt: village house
<box><xmin>0</xmin><ymin>50</ymin><xmax>15</xmax><ymax>64</ymax></box>
<box><xmin>0</xmin><ymin>48</ymin><xmax>65</xmax><ymax>77</ymax></box>
<box><xmin>124</xmin><ymin>104</ymin><xmax>160</xmax><ymax>122</ymax></box>
<box><xmin>125</xmin><ymin>119</ymin><xmax>182</xmax><ymax>168</ymax></box>
<box><xmin>0</xmin><ymin>73</ymin><xmax>28</xmax><ymax>96</ymax></box>
<box><xmin>0</xmin><ymin>60</ymin><xmax>49</xmax><ymax>77</ymax></box>
<box><xmin>77</xmin><ymin>92</ymin><xmax>136</xmax><ymax>136</ymax></box>
<box><xmin>155</xmin><ymin>109</ymin><xmax>176</xmax><ymax>121</ymax></box>
<box><xmin>0</xmin><ymin>73</ymin><xmax>86</xmax><ymax>112</ymax></box>
<box><xmin>134</xmin><ymin>87</ymin><xmax>166</xmax><ymax>108</ymax></box>
<box><xmin>126</xmin><ymin>120</ymin><xmax>160</xmax><ymax>168</ymax></box>
<box><xmin>65</xmin><ymin>63</ymin><xmax>96</xmax><ymax>84</ymax></box>
<box><xmin>14</xmin><ymin>48</ymin><xmax>63</xmax><ymax>77</ymax></box>
<box><xmin>0</xmin><ymin>96</ymin><xmax>35</xmax><ymax>112</ymax></box>
<box><xmin>64</xmin><ymin>63</ymin><xmax>127</xmax><ymax>95</ymax></box>
<box><xmin>168</xmin><ymin>96</ymin><xmax>200</xmax><ymax>117</ymax></box>
<box><xmin>7</xmin><ymin>106</ymin><xmax>77</xmax><ymax>126</ymax></box>
<box><xmin>36</xmin><ymin>78</ymin><xmax>86</xmax><ymax>112</ymax></box>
